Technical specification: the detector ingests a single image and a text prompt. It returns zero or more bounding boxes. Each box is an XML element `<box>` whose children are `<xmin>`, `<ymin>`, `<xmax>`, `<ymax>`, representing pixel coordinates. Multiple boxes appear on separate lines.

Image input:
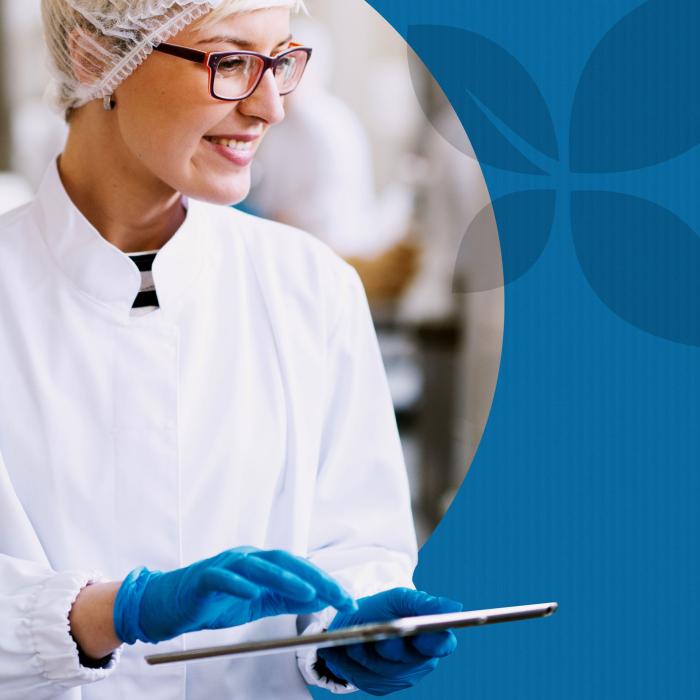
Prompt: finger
<box><xmin>401</xmin><ymin>591</ymin><xmax>463</xmax><ymax>616</ymax></box>
<box><xmin>374</xmin><ymin>638</ymin><xmax>430</xmax><ymax>664</ymax></box>
<box><xmin>261</xmin><ymin>595</ymin><xmax>330</xmax><ymax>616</ymax></box>
<box><xmin>254</xmin><ymin>551</ymin><xmax>355</xmax><ymax>609</ymax></box>
<box><xmin>431</xmin><ymin>595</ymin><xmax>464</xmax><ymax>614</ymax></box>
<box><xmin>345</xmin><ymin>642</ymin><xmax>439</xmax><ymax>678</ymax></box>
<box><xmin>410</xmin><ymin>630</ymin><xmax>458</xmax><ymax>658</ymax></box>
<box><xmin>374</xmin><ymin>639</ymin><xmax>435</xmax><ymax>665</ymax></box>
<box><xmin>254</xmin><ymin>550</ymin><xmax>356</xmax><ymax>611</ymax></box>
<box><xmin>232</xmin><ymin>555</ymin><xmax>317</xmax><ymax>602</ymax></box>
<box><xmin>359</xmin><ymin>588</ymin><xmax>463</xmax><ymax>620</ymax></box>
<box><xmin>196</xmin><ymin>567</ymin><xmax>261</xmax><ymax>599</ymax></box>
<box><xmin>374</xmin><ymin>637</ymin><xmax>406</xmax><ymax>661</ymax></box>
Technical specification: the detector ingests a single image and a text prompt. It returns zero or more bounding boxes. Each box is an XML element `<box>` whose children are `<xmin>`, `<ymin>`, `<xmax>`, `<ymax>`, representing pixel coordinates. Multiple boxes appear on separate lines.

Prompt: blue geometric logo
<box><xmin>409</xmin><ymin>0</ymin><xmax>700</xmax><ymax>346</ymax></box>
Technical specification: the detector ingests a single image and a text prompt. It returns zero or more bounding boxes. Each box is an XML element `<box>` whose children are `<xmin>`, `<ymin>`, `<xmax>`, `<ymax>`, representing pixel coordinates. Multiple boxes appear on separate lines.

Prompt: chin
<box><xmin>184</xmin><ymin>175</ymin><xmax>251</xmax><ymax>207</ymax></box>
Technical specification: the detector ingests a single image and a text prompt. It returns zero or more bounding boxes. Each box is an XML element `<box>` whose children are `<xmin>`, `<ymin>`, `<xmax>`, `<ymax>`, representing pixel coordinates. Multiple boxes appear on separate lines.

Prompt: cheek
<box><xmin>118</xmin><ymin>65</ymin><xmax>216</xmax><ymax>166</ymax></box>
<box><xmin>119</xmin><ymin>96</ymin><xmax>222</xmax><ymax>177</ymax></box>
<box><xmin>115</xmin><ymin>64</ymin><xmax>251</xmax><ymax>202</ymax></box>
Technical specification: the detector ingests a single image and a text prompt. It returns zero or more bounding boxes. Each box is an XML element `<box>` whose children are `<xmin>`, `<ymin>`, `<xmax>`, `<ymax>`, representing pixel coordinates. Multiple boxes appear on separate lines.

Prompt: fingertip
<box><xmin>340</xmin><ymin>597</ymin><xmax>359</xmax><ymax>612</ymax></box>
<box><xmin>330</xmin><ymin>581</ymin><xmax>356</xmax><ymax>605</ymax></box>
<box><xmin>437</xmin><ymin>596</ymin><xmax>464</xmax><ymax>613</ymax></box>
<box><xmin>323</xmin><ymin>587</ymin><xmax>357</xmax><ymax>612</ymax></box>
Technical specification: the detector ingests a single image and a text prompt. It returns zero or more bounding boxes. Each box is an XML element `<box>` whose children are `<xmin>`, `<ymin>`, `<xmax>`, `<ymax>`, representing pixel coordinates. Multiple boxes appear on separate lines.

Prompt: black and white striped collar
<box><xmin>127</xmin><ymin>250</ymin><xmax>160</xmax><ymax>310</ymax></box>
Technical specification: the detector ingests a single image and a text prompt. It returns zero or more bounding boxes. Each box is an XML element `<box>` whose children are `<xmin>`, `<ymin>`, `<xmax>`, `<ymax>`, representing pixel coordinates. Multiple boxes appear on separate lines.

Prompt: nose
<box><xmin>238</xmin><ymin>68</ymin><xmax>285</xmax><ymax>125</ymax></box>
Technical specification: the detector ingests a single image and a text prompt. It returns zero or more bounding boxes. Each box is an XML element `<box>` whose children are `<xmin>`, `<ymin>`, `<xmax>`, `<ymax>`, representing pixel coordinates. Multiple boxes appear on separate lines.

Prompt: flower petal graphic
<box><xmin>454</xmin><ymin>190</ymin><xmax>555</xmax><ymax>293</ymax></box>
<box><xmin>570</xmin><ymin>0</ymin><xmax>700</xmax><ymax>173</ymax></box>
<box><xmin>572</xmin><ymin>191</ymin><xmax>700</xmax><ymax>345</ymax></box>
<box><xmin>408</xmin><ymin>25</ymin><xmax>558</xmax><ymax>174</ymax></box>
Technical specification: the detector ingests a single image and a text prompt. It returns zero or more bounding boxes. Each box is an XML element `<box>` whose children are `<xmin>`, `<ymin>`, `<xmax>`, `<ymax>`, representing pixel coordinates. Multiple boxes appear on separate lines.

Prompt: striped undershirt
<box><xmin>126</xmin><ymin>249</ymin><xmax>160</xmax><ymax>313</ymax></box>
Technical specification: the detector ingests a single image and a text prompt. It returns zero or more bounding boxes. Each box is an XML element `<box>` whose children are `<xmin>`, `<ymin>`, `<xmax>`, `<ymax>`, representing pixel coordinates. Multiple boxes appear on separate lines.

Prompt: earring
<box><xmin>103</xmin><ymin>95</ymin><xmax>116</xmax><ymax>111</ymax></box>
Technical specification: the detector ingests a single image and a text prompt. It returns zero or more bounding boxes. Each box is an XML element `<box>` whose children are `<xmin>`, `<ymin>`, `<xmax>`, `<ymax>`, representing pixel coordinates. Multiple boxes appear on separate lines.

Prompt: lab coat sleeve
<box><xmin>0</xmin><ymin>452</ymin><xmax>120</xmax><ymax>698</ymax></box>
<box><xmin>296</xmin><ymin>263</ymin><xmax>418</xmax><ymax>692</ymax></box>
<box><xmin>0</xmin><ymin>555</ymin><xmax>121</xmax><ymax>699</ymax></box>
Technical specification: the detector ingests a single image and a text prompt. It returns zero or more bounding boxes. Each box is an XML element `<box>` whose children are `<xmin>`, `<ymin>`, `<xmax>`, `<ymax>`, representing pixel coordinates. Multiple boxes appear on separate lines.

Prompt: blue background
<box><xmin>314</xmin><ymin>1</ymin><xmax>700</xmax><ymax>697</ymax></box>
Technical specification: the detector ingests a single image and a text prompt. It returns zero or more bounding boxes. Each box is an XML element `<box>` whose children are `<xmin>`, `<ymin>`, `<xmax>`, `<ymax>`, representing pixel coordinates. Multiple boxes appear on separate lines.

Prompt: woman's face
<box><xmin>112</xmin><ymin>8</ymin><xmax>291</xmax><ymax>205</ymax></box>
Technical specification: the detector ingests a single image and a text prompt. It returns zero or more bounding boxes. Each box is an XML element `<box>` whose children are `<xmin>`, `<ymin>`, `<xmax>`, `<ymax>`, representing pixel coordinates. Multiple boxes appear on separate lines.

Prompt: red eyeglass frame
<box><xmin>153</xmin><ymin>41</ymin><xmax>313</xmax><ymax>101</ymax></box>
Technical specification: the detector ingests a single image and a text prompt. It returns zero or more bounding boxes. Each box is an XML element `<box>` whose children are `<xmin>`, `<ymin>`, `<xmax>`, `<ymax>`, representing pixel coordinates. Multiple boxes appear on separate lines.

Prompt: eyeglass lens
<box><xmin>213</xmin><ymin>50</ymin><xmax>309</xmax><ymax>100</ymax></box>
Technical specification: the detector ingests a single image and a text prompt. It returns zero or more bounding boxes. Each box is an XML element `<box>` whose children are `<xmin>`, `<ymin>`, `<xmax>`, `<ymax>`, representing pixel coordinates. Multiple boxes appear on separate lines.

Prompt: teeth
<box><xmin>207</xmin><ymin>137</ymin><xmax>254</xmax><ymax>151</ymax></box>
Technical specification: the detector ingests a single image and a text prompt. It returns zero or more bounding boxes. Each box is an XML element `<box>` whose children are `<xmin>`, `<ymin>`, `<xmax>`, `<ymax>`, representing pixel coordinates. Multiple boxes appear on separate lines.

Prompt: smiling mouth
<box><xmin>203</xmin><ymin>136</ymin><xmax>256</xmax><ymax>152</ymax></box>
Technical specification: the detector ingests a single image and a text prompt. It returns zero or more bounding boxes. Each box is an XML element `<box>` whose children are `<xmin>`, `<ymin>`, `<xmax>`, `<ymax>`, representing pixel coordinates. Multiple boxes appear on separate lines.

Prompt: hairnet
<box><xmin>41</xmin><ymin>0</ymin><xmax>307</xmax><ymax>115</ymax></box>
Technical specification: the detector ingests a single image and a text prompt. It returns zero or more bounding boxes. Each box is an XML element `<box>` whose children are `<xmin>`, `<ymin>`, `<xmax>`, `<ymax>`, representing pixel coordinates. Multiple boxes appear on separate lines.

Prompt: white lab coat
<box><xmin>0</xmin><ymin>160</ymin><xmax>417</xmax><ymax>700</ymax></box>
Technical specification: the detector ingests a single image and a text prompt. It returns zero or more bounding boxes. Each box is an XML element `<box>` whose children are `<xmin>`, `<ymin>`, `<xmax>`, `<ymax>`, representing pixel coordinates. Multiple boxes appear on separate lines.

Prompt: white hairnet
<box><xmin>41</xmin><ymin>0</ymin><xmax>307</xmax><ymax>115</ymax></box>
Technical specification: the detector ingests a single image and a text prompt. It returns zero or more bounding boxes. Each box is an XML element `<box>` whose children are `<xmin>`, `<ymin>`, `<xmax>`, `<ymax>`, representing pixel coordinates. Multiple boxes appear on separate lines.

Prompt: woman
<box><xmin>0</xmin><ymin>1</ymin><xmax>461</xmax><ymax>698</ymax></box>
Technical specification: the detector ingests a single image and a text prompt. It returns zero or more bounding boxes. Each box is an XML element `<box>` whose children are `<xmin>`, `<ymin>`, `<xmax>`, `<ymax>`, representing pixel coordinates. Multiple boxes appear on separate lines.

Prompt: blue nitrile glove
<box><xmin>113</xmin><ymin>547</ymin><xmax>357</xmax><ymax>645</ymax></box>
<box><xmin>316</xmin><ymin>588</ymin><xmax>462</xmax><ymax>696</ymax></box>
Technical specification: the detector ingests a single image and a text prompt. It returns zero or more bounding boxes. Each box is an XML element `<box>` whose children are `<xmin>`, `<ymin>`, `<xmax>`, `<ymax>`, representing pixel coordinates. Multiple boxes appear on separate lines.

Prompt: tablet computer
<box><xmin>145</xmin><ymin>601</ymin><xmax>557</xmax><ymax>666</ymax></box>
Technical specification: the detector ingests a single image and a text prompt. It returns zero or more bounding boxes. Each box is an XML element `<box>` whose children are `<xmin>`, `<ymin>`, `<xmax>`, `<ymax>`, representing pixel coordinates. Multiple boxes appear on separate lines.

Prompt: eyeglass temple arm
<box><xmin>154</xmin><ymin>43</ymin><xmax>208</xmax><ymax>64</ymax></box>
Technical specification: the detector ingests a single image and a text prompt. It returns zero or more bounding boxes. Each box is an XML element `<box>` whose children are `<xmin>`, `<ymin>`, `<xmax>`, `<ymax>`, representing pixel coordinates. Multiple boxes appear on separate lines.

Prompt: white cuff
<box><xmin>27</xmin><ymin>571</ymin><xmax>121</xmax><ymax>686</ymax></box>
<box><xmin>296</xmin><ymin>608</ymin><xmax>357</xmax><ymax>694</ymax></box>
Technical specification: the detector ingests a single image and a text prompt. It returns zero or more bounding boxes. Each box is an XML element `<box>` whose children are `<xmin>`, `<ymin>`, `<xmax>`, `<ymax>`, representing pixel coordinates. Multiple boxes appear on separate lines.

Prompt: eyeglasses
<box><xmin>153</xmin><ymin>41</ymin><xmax>312</xmax><ymax>102</ymax></box>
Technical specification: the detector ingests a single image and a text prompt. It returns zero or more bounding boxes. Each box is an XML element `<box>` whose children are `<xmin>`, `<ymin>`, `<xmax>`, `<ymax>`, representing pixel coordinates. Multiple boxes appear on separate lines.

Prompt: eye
<box><xmin>275</xmin><ymin>55</ymin><xmax>296</xmax><ymax>78</ymax></box>
<box><xmin>217</xmin><ymin>55</ymin><xmax>250</xmax><ymax>74</ymax></box>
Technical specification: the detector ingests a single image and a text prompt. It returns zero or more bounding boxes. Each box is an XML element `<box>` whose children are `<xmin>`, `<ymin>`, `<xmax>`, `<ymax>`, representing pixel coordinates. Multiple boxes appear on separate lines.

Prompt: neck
<box><xmin>58</xmin><ymin>105</ymin><xmax>186</xmax><ymax>254</ymax></box>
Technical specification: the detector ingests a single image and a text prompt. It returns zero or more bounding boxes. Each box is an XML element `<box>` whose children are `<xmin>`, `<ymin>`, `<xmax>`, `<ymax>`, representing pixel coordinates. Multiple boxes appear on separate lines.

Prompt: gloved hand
<box><xmin>113</xmin><ymin>547</ymin><xmax>357</xmax><ymax>645</ymax></box>
<box><xmin>317</xmin><ymin>588</ymin><xmax>462</xmax><ymax>696</ymax></box>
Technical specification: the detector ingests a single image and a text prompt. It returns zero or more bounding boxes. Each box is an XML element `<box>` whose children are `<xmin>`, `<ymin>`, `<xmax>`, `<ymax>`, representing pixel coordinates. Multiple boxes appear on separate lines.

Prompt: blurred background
<box><xmin>0</xmin><ymin>0</ymin><xmax>503</xmax><ymax>545</ymax></box>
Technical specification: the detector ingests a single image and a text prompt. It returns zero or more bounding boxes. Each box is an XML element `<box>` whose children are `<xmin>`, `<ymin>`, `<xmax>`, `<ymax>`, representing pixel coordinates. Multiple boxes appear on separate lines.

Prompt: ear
<box><xmin>66</xmin><ymin>25</ymin><xmax>112</xmax><ymax>87</ymax></box>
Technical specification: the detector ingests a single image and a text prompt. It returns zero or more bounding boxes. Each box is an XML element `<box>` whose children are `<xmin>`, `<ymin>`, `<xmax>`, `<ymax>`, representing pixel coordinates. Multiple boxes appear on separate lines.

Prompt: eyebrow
<box><xmin>194</xmin><ymin>33</ymin><xmax>293</xmax><ymax>50</ymax></box>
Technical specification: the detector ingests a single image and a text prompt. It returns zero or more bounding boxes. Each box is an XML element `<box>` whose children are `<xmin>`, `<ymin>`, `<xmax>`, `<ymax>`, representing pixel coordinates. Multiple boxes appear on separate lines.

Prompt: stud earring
<box><xmin>103</xmin><ymin>95</ymin><xmax>116</xmax><ymax>111</ymax></box>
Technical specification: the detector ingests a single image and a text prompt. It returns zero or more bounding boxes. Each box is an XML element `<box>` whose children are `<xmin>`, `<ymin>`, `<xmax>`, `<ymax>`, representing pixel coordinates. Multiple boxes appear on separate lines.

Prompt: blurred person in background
<box><xmin>245</xmin><ymin>17</ymin><xmax>420</xmax><ymax>304</ymax></box>
<box><xmin>244</xmin><ymin>17</ymin><xmax>375</xmax><ymax>256</ymax></box>
<box><xmin>0</xmin><ymin>1</ymin><xmax>462</xmax><ymax>698</ymax></box>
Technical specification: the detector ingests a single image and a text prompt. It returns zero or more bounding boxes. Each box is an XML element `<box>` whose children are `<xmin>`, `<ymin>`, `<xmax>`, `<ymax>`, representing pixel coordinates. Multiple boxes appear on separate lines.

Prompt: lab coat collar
<box><xmin>34</xmin><ymin>158</ymin><xmax>205</xmax><ymax>319</ymax></box>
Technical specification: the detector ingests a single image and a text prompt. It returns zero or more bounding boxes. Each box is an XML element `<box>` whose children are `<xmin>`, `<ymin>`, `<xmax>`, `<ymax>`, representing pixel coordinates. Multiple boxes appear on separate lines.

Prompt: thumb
<box><xmin>362</xmin><ymin>588</ymin><xmax>463</xmax><ymax>619</ymax></box>
<box><xmin>419</xmin><ymin>595</ymin><xmax>464</xmax><ymax>615</ymax></box>
<box><xmin>396</xmin><ymin>589</ymin><xmax>463</xmax><ymax>617</ymax></box>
